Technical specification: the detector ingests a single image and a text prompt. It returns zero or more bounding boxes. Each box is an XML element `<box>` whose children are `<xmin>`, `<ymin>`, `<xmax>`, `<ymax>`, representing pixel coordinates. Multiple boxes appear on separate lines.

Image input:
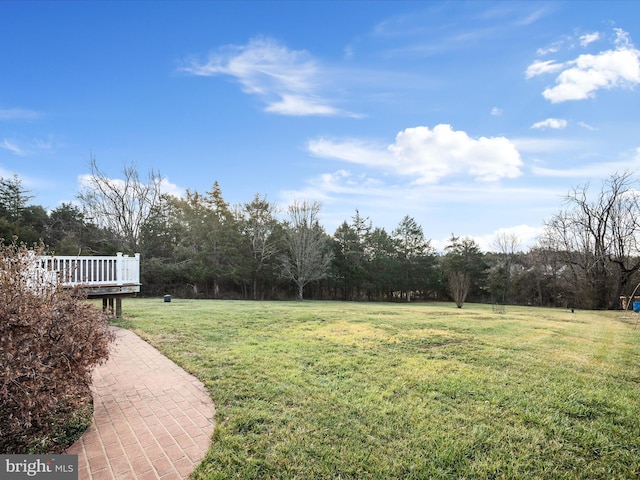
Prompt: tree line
<box><xmin>3</xmin><ymin>162</ymin><xmax>640</xmax><ymax>309</ymax></box>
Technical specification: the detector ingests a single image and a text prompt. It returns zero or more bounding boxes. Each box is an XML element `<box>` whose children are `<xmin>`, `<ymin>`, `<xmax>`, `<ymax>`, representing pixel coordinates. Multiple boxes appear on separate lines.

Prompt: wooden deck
<box><xmin>37</xmin><ymin>252</ymin><xmax>140</xmax><ymax>317</ymax></box>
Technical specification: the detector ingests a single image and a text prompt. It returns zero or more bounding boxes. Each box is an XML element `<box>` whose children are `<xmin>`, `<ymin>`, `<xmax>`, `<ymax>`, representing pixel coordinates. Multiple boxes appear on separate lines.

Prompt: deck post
<box><xmin>116</xmin><ymin>252</ymin><xmax>124</xmax><ymax>286</ymax></box>
<box><xmin>116</xmin><ymin>297</ymin><xmax>122</xmax><ymax>318</ymax></box>
<box><xmin>134</xmin><ymin>253</ymin><xmax>140</xmax><ymax>284</ymax></box>
<box><xmin>103</xmin><ymin>298</ymin><xmax>115</xmax><ymax>315</ymax></box>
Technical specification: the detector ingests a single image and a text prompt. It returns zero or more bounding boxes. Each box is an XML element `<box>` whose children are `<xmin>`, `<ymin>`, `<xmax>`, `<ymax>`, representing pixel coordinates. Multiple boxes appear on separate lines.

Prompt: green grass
<box><xmin>113</xmin><ymin>299</ymin><xmax>640</xmax><ymax>479</ymax></box>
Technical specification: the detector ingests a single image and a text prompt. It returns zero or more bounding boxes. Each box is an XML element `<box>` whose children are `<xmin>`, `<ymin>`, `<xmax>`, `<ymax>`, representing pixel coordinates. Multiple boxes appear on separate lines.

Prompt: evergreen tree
<box><xmin>392</xmin><ymin>215</ymin><xmax>437</xmax><ymax>302</ymax></box>
<box><xmin>331</xmin><ymin>211</ymin><xmax>372</xmax><ymax>300</ymax></box>
<box><xmin>0</xmin><ymin>174</ymin><xmax>33</xmax><ymax>222</ymax></box>
<box><xmin>363</xmin><ymin>227</ymin><xmax>399</xmax><ymax>301</ymax></box>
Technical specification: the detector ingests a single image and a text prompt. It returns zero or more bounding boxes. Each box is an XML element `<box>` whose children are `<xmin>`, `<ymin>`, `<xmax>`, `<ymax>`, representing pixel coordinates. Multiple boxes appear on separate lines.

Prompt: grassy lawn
<box><xmin>113</xmin><ymin>299</ymin><xmax>640</xmax><ymax>479</ymax></box>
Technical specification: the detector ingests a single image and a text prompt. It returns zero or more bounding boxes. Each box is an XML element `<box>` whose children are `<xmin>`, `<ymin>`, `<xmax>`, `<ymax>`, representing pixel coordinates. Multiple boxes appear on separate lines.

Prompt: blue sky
<box><xmin>2</xmin><ymin>1</ymin><xmax>640</xmax><ymax>250</ymax></box>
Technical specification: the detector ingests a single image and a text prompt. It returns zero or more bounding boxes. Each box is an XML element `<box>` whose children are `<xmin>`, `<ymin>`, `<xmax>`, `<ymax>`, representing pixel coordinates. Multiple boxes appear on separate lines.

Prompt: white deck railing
<box><xmin>37</xmin><ymin>252</ymin><xmax>140</xmax><ymax>288</ymax></box>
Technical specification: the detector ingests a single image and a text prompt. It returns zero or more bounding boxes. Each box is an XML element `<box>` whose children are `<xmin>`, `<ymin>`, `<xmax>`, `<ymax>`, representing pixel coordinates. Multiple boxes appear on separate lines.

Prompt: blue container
<box><xmin>633</xmin><ymin>301</ymin><xmax>640</xmax><ymax>313</ymax></box>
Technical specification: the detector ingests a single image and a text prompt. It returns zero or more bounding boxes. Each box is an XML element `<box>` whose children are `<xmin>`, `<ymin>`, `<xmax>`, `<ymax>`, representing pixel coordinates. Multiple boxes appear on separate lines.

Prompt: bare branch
<box><xmin>77</xmin><ymin>158</ymin><xmax>163</xmax><ymax>252</ymax></box>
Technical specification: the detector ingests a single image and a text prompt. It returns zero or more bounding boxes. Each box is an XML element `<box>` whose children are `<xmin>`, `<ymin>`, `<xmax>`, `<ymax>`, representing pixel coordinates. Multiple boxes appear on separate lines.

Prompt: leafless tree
<box><xmin>280</xmin><ymin>200</ymin><xmax>333</xmax><ymax>300</ymax></box>
<box><xmin>448</xmin><ymin>271</ymin><xmax>470</xmax><ymax>308</ymax></box>
<box><xmin>77</xmin><ymin>158</ymin><xmax>163</xmax><ymax>253</ymax></box>
<box><xmin>542</xmin><ymin>171</ymin><xmax>640</xmax><ymax>309</ymax></box>
<box><xmin>493</xmin><ymin>232</ymin><xmax>521</xmax><ymax>255</ymax></box>
<box><xmin>491</xmin><ymin>232</ymin><xmax>522</xmax><ymax>303</ymax></box>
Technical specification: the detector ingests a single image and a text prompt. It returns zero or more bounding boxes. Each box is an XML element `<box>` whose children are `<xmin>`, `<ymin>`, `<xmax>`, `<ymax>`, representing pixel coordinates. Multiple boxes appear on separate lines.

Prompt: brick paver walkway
<box><xmin>66</xmin><ymin>327</ymin><xmax>215</xmax><ymax>479</ymax></box>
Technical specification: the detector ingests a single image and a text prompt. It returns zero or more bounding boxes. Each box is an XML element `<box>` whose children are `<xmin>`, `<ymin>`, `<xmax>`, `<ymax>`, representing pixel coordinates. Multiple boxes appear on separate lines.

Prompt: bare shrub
<box><xmin>0</xmin><ymin>239</ymin><xmax>115</xmax><ymax>453</ymax></box>
<box><xmin>448</xmin><ymin>271</ymin><xmax>470</xmax><ymax>308</ymax></box>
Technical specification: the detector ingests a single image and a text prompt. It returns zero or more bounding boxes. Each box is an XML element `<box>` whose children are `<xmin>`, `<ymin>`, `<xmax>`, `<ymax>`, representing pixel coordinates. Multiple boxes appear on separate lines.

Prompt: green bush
<box><xmin>0</xmin><ymin>239</ymin><xmax>114</xmax><ymax>453</ymax></box>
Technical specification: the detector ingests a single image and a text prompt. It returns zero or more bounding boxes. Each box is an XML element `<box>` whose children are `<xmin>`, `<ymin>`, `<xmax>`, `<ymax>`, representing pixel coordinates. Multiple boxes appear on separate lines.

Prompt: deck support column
<box><xmin>102</xmin><ymin>298</ymin><xmax>116</xmax><ymax>316</ymax></box>
<box><xmin>102</xmin><ymin>296</ymin><xmax>124</xmax><ymax>318</ymax></box>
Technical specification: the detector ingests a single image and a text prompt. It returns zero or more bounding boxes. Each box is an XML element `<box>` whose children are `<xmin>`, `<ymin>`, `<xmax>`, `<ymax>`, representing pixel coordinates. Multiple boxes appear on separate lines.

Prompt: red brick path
<box><xmin>66</xmin><ymin>328</ymin><xmax>215</xmax><ymax>479</ymax></box>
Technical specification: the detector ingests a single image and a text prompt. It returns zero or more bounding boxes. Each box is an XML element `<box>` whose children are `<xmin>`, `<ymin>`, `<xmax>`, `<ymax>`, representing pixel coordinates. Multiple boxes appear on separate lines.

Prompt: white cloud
<box><xmin>535</xmin><ymin>34</ymin><xmax>576</xmax><ymax>57</ymax></box>
<box><xmin>579</xmin><ymin>32</ymin><xmax>601</xmax><ymax>47</ymax></box>
<box><xmin>614</xmin><ymin>27</ymin><xmax>633</xmax><ymax>48</ymax></box>
<box><xmin>0</xmin><ymin>137</ymin><xmax>55</xmax><ymax>156</ymax></box>
<box><xmin>536</xmin><ymin>45</ymin><xmax>559</xmax><ymax>56</ymax></box>
<box><xmin>390</xmin><ymin>125</ymin><xmax>522</xmax><ymax>183</ymax></box>
<box><xmin>0</xmin><ymin>108</ymin><xmax>41</xmax><ymax>121</ymax></box>
<box><xmin>531</xmin><ymin>149</ymin><xmax>640</xmax><ymax>178</ymax></box>
<box><xmin>281</xmin><ymin>169</ymin><xmax>389</xmax><ymax>202</ymax></box>
<box><xmin>33</xmin><ymin>138</ymin><xmax>52</xmax><ymax>150</ymax></box>
<box><xmin>490</xmin><ymin>107</ymin><xmax>503</xmax><ymax>116</ymax></box>
<box><xmin>515</xmin><ymin>7</ymin><xmax>550</xmax><ymax>26</ymax></box>
<box><xmin>543</xmin><ymin>48</ymin><xmax>640</xmax><ymax>102</ymax></box>
<box><xmin>309</xmin><ymin>124</ymin><xmax>522</xmax><ymax>184</ymax></box>
<box><xmin>180</xmin><ymin>37</ymin><xmax>353</xmax><ymax>117</ymax></box>
<box><xmin>531</xmin><ymin>163</ymin><xmax>615</xmax><ymax>178</ymax></box>
<box><xmin>343</xmin><ymin>45</ymin><xmax>354</xmax><ymax>60</ymax></box>
<box><xmin>1</xmin><ymin>139</ymin><xmax>27</xmax><ymax>156</ymax></box>
<box><xmin>265</xmin><ymin>94</ymin><xmax>343</xmax><ymax>117</ymax></box>
<box><xmin>528</xmin><ymin>28</ymin><xmax>640</xmax><ymax>103</ymax></box>
<box><xmin>577</xmin><ymin>121</ymin><xmax>597</xmax><ymax>131</ymax></box>
<box><xmin>511</xmin><ymin>137</ymin><xmax>584</xmax><ymax>153</ymax></box>
<box><xmin>77</xmin><ymin>173</ymin><xmax>102</xmax><ymax>190</ymax></box>
<box><xmin>308</xmin><ymin>138</ymin><xmax>392</xmax><ymax>168</ymax></box>
<box><xmin>525</xmin><ymin>59</ymin><xmax>564</xmax><ymax>78</ymax></box>
<box><xmin>469</xmin><ymin>224</ymin><xmax>543</xmax><ymax>253</ymax></box>
<box><xmin>531</xmin><ymin>118</ymin><xmax>568</xmax><ymax>129</ymax></box>
<box><xmin>158</xmin><ymin>177</ymin><xmax>183</xmax><ymax>198</ymax></box>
